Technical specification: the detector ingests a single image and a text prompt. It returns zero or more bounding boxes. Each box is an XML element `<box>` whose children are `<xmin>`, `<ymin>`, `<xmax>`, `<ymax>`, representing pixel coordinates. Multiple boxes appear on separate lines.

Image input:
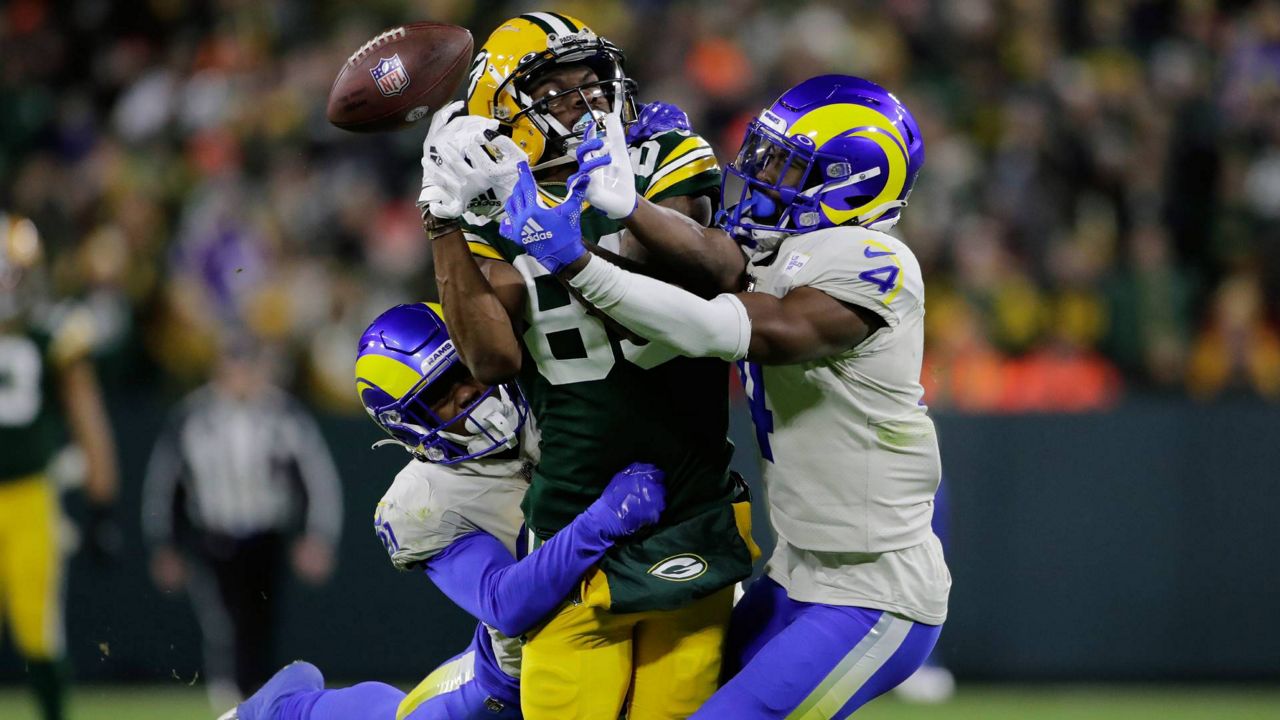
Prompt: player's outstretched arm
<box><xmin>622</xmin><ymin>197</ymin><xmax>746</xmax><ymax>296</ymax></box>
<box><xmin>420</xmin><ymin>103</ymin><xmax>529</xmax><ymax>384</ymax></box>
<box><xmin>501</xmin><ymin>161</ymin><xmax>875</xmax><ymax>364</ymax></box>
<box><xmin>431</xmin><ymin>231</ymin><xmax>525</xmax><ymax>384</ymax></box>
<box><xmin>59</xmin><ymin>339</ymin><xmax>122</xmax><ymax>560</ymax></box>
<box><xmin>562</xmin><ymin>254</ymin><xmax>883</xmax><ymax>365</ymax></box>
<box><xmin>59</xmin><ymin>357</ymin><xmax>118</xmax><ymax>507</ymax></box>
<box><xmin>423</xmin><ymin>463</ymin><xmax>665</xmax><ymax>638</ymax></box>
<box><xmin>578</xmin><ymin>112</ymin><xmax>745</xmax><ymax>296</ymax></box>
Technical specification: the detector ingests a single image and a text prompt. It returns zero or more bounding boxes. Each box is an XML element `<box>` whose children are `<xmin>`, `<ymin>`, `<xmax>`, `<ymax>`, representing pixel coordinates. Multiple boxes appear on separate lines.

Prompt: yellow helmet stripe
<box><xmin>820</xmin><ymin>129</ymin><xmax>907</xmax><ymax>226</ymax></box>
<box><xmin>354</xmin><ymin>353</ymin><xmax>423</xmax><ymax>400</ymax></box>
<box><xmin>787</xmin><ymin>103</ymin><xmax>907</xmax><ymax>151</ymax></box>
<box><xmin>786</xmin><ymin>103</ymin><xmax>910</xmax><ymax>227</ymax></box>
<box><xmin>423</xmin><ymin>301</ymin><xmax>446</xmax><ymax>324</ymax></box>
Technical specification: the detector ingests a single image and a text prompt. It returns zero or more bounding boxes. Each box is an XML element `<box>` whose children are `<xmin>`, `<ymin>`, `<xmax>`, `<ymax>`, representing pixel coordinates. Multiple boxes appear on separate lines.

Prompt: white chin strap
<box><xmin>532</xmin><ymin>154</ymin><xmax>578</xmax><ymax>172</ymax></box>
<box><xmin>744</xmin><ymin>228</ymin><xmax>788</xmax><ymax>262</ymax></box>
<box><xmin>857</xmin><ymin>200</ymin><xmax>908</xmax><ymax>230</ymax></box>
<box><xmin>526</xmin><ymin>107</ymin><xmax>579</xmax><ymax>172</ymax></box>
<box><xmin>736</xmin><ymin>207</ymin><xmax>792</xmax><ymax>262</ymax></box>
<box><xmin>440</xmin><ymin>386</ymin><xmax>522</xmax><ymax>457</ymax></box>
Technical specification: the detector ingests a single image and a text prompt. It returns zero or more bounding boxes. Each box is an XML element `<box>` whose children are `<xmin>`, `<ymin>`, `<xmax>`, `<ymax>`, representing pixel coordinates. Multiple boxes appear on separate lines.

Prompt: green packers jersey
<box><xmin>0</xmin><ymin>313</ymin><xmax>90</xmax><ymax>481</ymax></box>
<box><xmin>460</xmin><ymin>129</ymin><xmax>754</xmax><ymax>612</ymax></box>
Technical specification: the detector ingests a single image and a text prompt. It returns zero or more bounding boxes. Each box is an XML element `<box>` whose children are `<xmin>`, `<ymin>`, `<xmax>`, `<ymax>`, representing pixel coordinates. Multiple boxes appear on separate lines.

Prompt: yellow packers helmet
<box><xmin>466</xmin><ymin>12</ymin><xmax>637</xmax><ymax>167</ymax></box>
<box><xmin>0</xmin><ymin>212</ymin><xmax>44</xmax><ymax>322</ymax></box>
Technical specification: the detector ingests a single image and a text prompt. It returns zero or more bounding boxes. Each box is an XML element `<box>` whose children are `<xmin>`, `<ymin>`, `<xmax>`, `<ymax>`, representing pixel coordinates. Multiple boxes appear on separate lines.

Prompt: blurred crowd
<box><xmin>4</xmin><ymin>0</ymin><xmax>1280</xmax><ymax>414</ymax></box>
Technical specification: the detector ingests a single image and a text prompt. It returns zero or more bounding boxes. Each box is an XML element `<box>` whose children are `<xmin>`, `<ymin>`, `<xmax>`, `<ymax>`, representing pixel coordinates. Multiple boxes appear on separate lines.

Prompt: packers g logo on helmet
<box><xmin>467</xmin><ymin>12</ymin><xmax>637</xmax><ymax>167</ymax></box>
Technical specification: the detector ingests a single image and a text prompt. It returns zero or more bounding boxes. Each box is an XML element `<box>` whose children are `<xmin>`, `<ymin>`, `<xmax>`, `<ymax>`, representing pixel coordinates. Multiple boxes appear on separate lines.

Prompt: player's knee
<box><xmin>519</xmin><ymin>660</ymin><xmax>586</xmax><ymax>714</ymax></box>
<box><xmin>688</xmin><ymin>681</ymin><xmax>778</xmax><ymax>719</ymax></box>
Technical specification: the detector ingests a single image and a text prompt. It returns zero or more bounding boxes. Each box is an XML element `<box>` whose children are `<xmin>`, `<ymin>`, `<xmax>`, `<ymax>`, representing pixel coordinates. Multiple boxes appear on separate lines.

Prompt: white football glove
<box><xmin>458</xmin><ymin>134</ymin><xmax>526</xmax><ymax>222</ymax></box>
<box><xmin>419</xmin><ymin>101</ymin><xmax>528</xmax><ymax>221</ymax></box>
<box><xmin>579</xmin><ymin>110</ymin><xmax>638</xmax><ymax>220</ymax></box>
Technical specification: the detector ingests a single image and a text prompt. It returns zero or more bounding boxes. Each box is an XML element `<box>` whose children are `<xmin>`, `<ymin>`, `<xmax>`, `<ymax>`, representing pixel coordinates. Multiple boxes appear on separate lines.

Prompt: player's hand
<box><xmin>577</xmin><ymin>111</ymin><xmax>638</xmax><ymax>220</ymax></box>
<box><xmin>626</xmin><ymin>102</ymin><xmax>691</xmax><ymax>143</ymax></box>
<box><xmin>84</xmin><ymin>502</ymin><xmax>123</xmax><ymax>565</ymax></box>
<box><xmin>498</xmin><ymin>161</ymin><xmax>594</xmax><ymax>274</ymax></box>
<box><xmin>291</xmin><ymin>535</ymin><xmax>335</xmax><ymax>586</ymax></box>
<box><xmin>584</xmin><ymin>462</ymin><xmax>666</xmax><ymax>540</ymax></box>
<box><xmin>150</xmin><ymin>545</ymin><xmax>187</xmax><ymax>594</ymax></box>
<box><xmin>419</xmin><ymin>101</ymin><xmax>527</xmax><ymax>221</ymax></box>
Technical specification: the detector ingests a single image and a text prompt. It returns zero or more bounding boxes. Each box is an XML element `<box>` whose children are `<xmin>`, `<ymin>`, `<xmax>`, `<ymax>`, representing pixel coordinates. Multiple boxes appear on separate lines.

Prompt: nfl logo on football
<box><xmin>370</xmin><ymin>54</ymin><xmax>410</xmax><ymax>97</ymax></box>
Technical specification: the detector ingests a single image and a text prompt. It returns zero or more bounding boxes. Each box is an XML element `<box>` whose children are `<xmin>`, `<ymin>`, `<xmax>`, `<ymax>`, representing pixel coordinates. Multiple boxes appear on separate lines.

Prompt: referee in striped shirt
<box><xmin>142</xmin><ymin>342</ymin><xmax>342</xmax><ymax>709</ymax></box>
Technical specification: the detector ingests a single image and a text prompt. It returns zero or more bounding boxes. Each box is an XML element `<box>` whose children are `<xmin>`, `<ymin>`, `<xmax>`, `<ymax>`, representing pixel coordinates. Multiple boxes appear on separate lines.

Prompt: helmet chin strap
<box><xmin>369</xmin><ymin>386</ymin><xmax>522</xmax><ymax>462</ymax></box>
<box><xmin>855</xmin><ymin>200</ymin><xmax>908</xmax><ymax>230</ymax></box>
<box><xmin>792</xmin><ymin>166</ymin><xmax>905</xmax><ymax>230</ymax></box>
<box><xmin>530</xmin><ymin>117</ymin><xmax>582</xmax><ymax>172</ymax></box>
<box><xmin>532</xmin><ymin>153</ymin><xmax>577</xmax><ymax>172</ymax></box>
<box><xmin>371</xmin><ymin>438</ymin><xmax>419</xmax><ymax>455</ymax></box>
<box><xmin>530</xmin><ymin>101</ymin><xmax>616</xmax><ymax>172</ymax></box>
<box><xmin>731</xmin><ymin>192</ymin><xmax>791</xmax><ymax>261</ymax></box>
<box><xmin>744</xmin><ymin>227</ymin><xmax>789</xmax><ymax>262</ymax></box>
<box><xmin>440</xmin><ymin>387</ymin><xmax>522</xmax><ymax>457</ymax></box>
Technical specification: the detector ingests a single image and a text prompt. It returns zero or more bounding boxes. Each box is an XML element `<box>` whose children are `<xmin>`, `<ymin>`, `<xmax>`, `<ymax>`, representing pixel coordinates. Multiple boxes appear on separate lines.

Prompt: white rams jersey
<box><xmin>374</xmin><ymin>422</ymin><xmax>538</xmax><ymax>677</ymax></box>
<box><xmin>743</xmin><ymin>225</ymin><xmax>950</xmax><ymax>623</ymax></box>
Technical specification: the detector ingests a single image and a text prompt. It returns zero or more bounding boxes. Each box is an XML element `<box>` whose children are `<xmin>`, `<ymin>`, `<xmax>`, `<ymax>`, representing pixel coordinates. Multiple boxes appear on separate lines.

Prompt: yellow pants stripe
<box><xmin>0</xmin><ymin>474</ymin><xmax>64</xmax><ymax>659</ymax></box>
<box><xmin>396</xmin><ymin>650</ymin><xmax>476</xmax><ymax>720</ymax></box>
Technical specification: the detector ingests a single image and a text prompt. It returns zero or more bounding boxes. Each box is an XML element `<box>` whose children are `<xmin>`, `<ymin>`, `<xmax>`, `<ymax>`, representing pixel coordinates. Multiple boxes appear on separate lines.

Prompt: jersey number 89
<box><xmin>514</xmin><ymin>255</ymin><xmax>677</xmax><ymax>385</ymax></box>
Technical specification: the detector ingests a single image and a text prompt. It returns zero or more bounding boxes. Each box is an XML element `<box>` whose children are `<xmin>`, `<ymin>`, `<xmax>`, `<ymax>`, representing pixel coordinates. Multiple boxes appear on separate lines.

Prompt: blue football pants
<box><xmin>691</xmin><ymin>576</ymin><xmax>942</xmax><ymax>719</ymax></box>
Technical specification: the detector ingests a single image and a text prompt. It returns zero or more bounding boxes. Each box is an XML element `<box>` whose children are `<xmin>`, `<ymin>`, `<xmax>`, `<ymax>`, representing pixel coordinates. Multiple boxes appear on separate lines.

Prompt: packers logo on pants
<box><xmin>647</xmin><ymin>554</ymin><xmax>708</xmax><ymax>582</ymax></box>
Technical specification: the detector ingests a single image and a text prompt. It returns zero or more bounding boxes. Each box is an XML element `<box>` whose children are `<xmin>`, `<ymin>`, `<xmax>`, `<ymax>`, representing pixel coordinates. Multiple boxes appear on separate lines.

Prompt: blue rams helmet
<box><xmin>720</xmin><ymin>75</ymin><xmax>925</xmax><ymax>251</ymax></box>
<box><xmin>355</xmin><ymin>303</ymin><xmax>528</xmax><ymax>464</ymax></box>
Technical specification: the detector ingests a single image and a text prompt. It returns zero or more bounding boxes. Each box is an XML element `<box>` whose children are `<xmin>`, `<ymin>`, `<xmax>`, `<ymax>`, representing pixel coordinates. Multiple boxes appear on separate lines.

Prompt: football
<box><xmin>326</xmin><ymin>22</ymin><xmax>473</xmax><ymax>133</ymax></box>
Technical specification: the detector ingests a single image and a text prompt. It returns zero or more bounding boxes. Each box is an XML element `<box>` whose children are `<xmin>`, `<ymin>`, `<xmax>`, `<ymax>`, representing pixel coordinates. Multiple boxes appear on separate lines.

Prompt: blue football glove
<box><xmin>499</xmin><ymin>155</ymin><xmax>606</xmax><ymax>274</ymax></box>
<box><xmin>582</xmin><ymin>462</ymin><xmax>667</xmax><ymax>540</ymax></box>
<box><xmin>626</xmin><ymin>102</ymin><xmax>692</xmax><ymax>143</ymax></box>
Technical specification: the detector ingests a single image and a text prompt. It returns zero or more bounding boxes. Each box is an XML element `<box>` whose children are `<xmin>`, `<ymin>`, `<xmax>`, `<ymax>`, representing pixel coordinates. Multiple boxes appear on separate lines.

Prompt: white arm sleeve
<box><xmin>568</xmin><ymin>255</ymin><xmax>752</xmax><ymax>361</ymax></box>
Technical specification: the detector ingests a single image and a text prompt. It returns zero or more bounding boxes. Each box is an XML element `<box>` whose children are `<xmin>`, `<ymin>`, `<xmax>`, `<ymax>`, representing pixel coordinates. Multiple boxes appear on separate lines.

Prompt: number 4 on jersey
<box><xmin>858</xmin><ymin>265</ymin><xmax>899</xmax><ymax>295</ymax></box>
